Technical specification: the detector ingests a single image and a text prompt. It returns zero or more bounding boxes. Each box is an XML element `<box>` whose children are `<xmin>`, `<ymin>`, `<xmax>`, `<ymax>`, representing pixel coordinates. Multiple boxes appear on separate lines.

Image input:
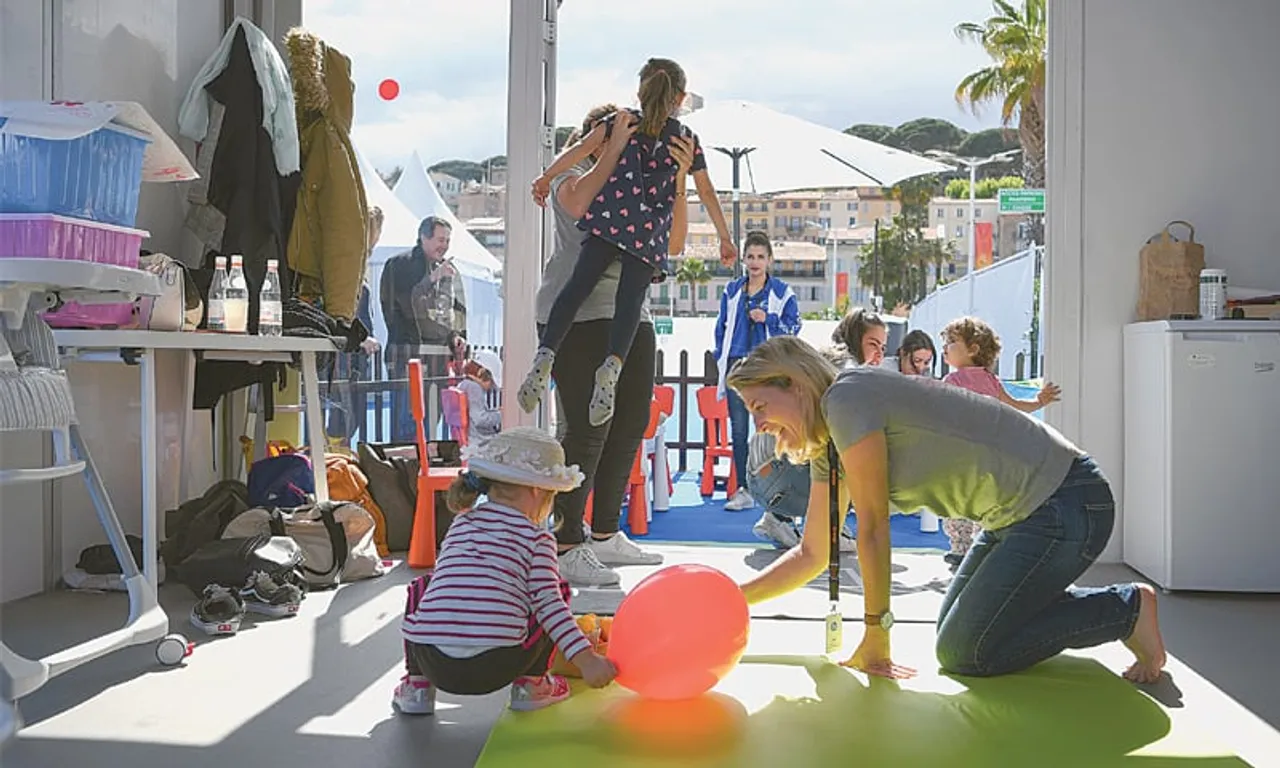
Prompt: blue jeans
<box><xmin>746</xmin><ymin>456</ymin><xmax>810</xmax><ymax>521</ymax></box>
<box><xmin>935</xmin><ymin>456</ymin><xmax>1141</xmax><ymax>677</ymax></box>
<box><xmin>724</xmin><ymin>361</ymin><xmax>750</xmax><ymax>492</ymax></box>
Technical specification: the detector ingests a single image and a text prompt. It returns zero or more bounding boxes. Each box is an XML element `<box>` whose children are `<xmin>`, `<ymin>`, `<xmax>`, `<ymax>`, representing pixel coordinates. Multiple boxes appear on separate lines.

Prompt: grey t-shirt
<box><xmin>534</xmin><ymin>168</ymin><xmax>653</xmax><ymax>326</ymax></box>
<box><xmin>814</xmin><ymin>366</ymin><xmax>1082</xmax><ymax>530</ymax></box>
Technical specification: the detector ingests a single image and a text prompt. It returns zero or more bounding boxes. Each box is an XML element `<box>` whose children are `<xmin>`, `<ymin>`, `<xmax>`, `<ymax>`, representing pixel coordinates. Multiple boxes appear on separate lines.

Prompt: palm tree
<box><xmin>674</xmin><ymin>258</ymin><xmax>712</xmax><ymax>316</ymax></box>
<box><xmin>954</xmin><ymin>0</ymin><xmax>1046</xmax><ymax>188</ymax></box>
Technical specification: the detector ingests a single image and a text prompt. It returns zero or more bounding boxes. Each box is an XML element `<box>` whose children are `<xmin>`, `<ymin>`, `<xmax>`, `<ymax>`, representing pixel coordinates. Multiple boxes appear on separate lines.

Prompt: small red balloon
<box><xmin>378</xmin><ymin>79</ymin><xmax>400</xmax><ymax>101</ymax></box>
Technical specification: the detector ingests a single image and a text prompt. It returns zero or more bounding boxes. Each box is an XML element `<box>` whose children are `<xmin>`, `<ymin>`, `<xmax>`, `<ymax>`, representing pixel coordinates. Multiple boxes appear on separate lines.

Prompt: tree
<box><xmin>428</xmin><ymin>159</ymin><xmax>485</xmax><ymax>183</ymax></box>
<box><xmin>378</xmin><ymin>165</ymin><xmax>403</xmax><ymax>189</ymax></box>
<box><xmin>944</xmin><ymin>175</ymin><xmax>1024</xmax><ymax>199</ymax></box>
<box><xmin>886</xmin><ymin>118</ymin><xmax>968</xmax><ymax>154</ymax></box>
<box><xmin>844</xmin><ymin>124</ymin><xmax>895</xmax><ymax>144</ymax></box>
<box><xmin>554</xmin><ymin>126</ymin><xmax>575</xmax><ymax>152</ymax></box>
<box><xmin>954</xmin><ymin>0</ymin><xmax>1047</xmax><ymax>188</ymax></box>
<box><xmin>956</xmin><ymin>127</ymin><xmax>1020</xmax><ymax>161</ymax></box>
<box><xmin>674</xmin><ymin>259</ymin><xmax>712</xmax><ymax>315</ymax></box>
<box><xmin>857</xmin><ymin>216</ymin><xmax>955</xmax><ymax>309</ymax></box>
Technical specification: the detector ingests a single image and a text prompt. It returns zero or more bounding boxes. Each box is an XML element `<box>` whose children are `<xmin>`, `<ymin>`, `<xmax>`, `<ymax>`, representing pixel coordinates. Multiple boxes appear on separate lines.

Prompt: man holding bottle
<box><xmin>380</xmin><ymin>216</ymin><xmax>468</xmax><ymax>442</ymax></box>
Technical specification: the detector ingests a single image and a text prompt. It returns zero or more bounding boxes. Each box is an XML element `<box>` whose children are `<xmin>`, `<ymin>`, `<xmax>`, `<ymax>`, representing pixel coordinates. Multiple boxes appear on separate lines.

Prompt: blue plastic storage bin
<box><xmin>0</xmin><ymin>118</ymin><xmax>151</xmax><ymax>227</ymax></box>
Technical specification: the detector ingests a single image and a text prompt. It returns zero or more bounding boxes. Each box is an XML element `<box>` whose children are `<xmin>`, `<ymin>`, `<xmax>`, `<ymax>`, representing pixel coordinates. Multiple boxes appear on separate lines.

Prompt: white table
<box><xmin>52</xmin><ymin>330</ymin><xmax>338</xmax><ymax>590</ymax></box>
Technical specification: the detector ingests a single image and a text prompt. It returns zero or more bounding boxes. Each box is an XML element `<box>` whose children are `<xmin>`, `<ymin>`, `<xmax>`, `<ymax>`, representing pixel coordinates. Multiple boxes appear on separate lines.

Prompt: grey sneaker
<box><xmin>724</xmin><ymin>488</ymin><xmax>755</xmax><ymax>511</ymax></box>
<box><xmin>752</xmin><ymin>513</ymin><xmax>801</xmax><ymax>549</ymax></box>
<box><xmin>587</xmin><ymin>356</ymin><xmax>624</xmax><ymax>426</ymax></box>
<box><xmin>517</xmin><ymin>347</ymin><xmax>556</xmax><ymax>413</ymax></box>
<box><xmin>587</xmin><ymin>532</ymin><xmax>663</xmax><ymax>566</ymax></box>
<box><xmin>558</xmin><ymin>544</ymin><xmax>621</xmax><ymax>587</ymax></box>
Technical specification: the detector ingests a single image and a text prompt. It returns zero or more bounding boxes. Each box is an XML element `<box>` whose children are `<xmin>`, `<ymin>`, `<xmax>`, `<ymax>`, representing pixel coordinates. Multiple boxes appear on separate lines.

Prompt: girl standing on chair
<box><xmin>519</xmin><ymin>57</ymin><xmax>737</xmax><ymax>427</ymax></box>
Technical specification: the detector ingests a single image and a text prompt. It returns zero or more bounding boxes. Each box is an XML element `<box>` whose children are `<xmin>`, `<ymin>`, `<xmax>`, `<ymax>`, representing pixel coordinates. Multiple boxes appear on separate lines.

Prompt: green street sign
<box><xmin>998</xmin><ymin>187</ymin><xmax>1046</xmax><ymax>214</ymax></box>
<box><xmin>654</xmin><ymin>317</ymin><xmax>674</xmax><ymax>335</ymax></box>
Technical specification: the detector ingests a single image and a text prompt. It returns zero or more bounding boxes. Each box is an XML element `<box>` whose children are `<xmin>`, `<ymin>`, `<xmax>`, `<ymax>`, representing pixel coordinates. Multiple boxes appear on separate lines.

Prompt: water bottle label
<box><xmin>207</xmin><ymin>300</ymin><xmax>226</xmax><ymax>330</ymax></box>
<box><xmin>260</xmin><ymin>304</ymin><xmax>282</xmax><ymax>325</ymax></box>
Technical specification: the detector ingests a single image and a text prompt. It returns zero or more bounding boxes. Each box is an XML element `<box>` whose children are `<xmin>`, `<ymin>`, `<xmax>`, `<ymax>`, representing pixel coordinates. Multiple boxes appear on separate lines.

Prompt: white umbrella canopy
<box><xmin>680</xmin><ymin>100</ymin><xmax>953</xmax><ymax>194</ymax></box>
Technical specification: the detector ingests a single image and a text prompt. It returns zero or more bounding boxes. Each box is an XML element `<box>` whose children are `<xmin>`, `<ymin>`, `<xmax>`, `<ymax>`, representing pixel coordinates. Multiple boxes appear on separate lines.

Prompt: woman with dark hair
<box><xmin>713</xmin><ymin>231</ymin><xmax>801</xmax><ymax>512</ymax></box>
<box><xmin>530</xmin><ymin>104</ymin><xmax>696</xmax><ymax>587</ymax></box>
<box><xmin>831</xmin><ymin>307</ymin><xmax>888</xmax><ymax>366</ymax></box>
<box><xmin>894</xmin><ymin>329</ymin><xmax>937</xmax><ymax>377</ymax></box>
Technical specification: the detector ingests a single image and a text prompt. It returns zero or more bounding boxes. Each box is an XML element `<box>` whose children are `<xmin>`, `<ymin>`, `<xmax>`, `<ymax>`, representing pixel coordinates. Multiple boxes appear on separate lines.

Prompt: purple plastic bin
<box><xmin>0</xmin><ymin>213</ymin><xmax>148</xmax><ymax>267</ymax></box>
<box><xmin>42</xmin><ymin>301</ymin><xmax>137</xmax><ymax>330</ymax></box>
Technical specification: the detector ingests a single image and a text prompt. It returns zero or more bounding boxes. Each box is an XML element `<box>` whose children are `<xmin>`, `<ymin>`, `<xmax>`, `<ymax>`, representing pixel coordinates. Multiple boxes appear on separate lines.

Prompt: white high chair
<box><xmin>0</xmin><ymin>259</ymin><xmax>186</xmax><ymax>746</ymax></box>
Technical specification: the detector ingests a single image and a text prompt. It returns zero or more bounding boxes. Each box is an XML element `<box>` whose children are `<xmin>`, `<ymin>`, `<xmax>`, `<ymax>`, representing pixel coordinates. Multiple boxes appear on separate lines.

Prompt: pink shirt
<box><xmin>943</xmin><ymin>366</ymin><xmax>1005</xmax><ymax>400</ymax></box>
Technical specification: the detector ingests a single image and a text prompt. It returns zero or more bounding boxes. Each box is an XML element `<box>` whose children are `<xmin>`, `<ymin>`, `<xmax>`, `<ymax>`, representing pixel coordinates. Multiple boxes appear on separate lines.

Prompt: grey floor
<box><xmin>2</xmin><ymin>550</ymin><xmax>1278</xmax><ymax>768</ymax></box>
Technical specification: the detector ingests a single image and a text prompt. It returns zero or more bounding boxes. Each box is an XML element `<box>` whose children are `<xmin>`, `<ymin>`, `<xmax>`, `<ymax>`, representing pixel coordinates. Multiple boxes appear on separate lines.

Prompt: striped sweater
<box><xmin>401</xmin><ymin>503</ymin><xmax>592</xmax><ymax>660</ymax></box>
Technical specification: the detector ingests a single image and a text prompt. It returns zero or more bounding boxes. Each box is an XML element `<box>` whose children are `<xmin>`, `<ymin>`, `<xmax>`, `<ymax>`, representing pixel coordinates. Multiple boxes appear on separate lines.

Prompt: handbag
<box><xmin>222</xmin><ymin>501</ymin><xmax>387</xmax><ymax>589</ymax></box>
<box><xmin>171</xmin><ymin>534</ymin><xmax>305</xmax><ymax>596</ymax></box>
<box><xmin>133</xmin><ymin>253</ymin><xmax>203</xmax><ymax>331</ymax></box>
<box><xmin>1137</xmin><ymin>221</ymin><xmax>1206</xmax><ymax>321</ymax></box>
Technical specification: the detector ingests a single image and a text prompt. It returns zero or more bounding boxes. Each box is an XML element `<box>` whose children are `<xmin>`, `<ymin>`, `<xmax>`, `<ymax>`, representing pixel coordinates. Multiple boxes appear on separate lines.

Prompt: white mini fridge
<box><xmin>1123</xmin><ymin>320</ymin><xmax>1280</xmax><ymax>592</ymax></box>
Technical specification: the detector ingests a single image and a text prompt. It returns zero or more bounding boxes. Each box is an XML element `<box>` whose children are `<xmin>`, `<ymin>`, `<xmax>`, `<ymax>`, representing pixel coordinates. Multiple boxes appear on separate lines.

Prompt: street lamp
<box><xmin>926</xmin><ymin>149</ymin><xmax>1021</xmax><ymax>314</ymax></box>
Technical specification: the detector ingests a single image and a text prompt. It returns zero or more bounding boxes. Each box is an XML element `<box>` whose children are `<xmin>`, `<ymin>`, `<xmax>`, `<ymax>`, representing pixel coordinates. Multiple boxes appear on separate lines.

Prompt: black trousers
<box><xmin>402</xmin><ymin>574</ymin><xmax>561</xmax><ymax>695</ymax></box>
<box><xmin>543</xmin><ymin>319</ymin><xmax>656</xmax><ymax>546</ymax></box>
<box><xmin>539</xmin><ymin>235</ymin><xmax>655</xmax><ymax>360</ymax></box>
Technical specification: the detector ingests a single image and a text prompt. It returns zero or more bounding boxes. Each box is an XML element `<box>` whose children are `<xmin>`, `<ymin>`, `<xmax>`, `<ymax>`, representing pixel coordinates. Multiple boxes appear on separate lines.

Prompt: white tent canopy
<box><xmin>353</xmin><ymin>145</ymin><xmax>504</xmax><ymax>347</ymax></box>
<box><xmin>393</xmin><ymin>151</ymin><xmax>502</xmax><ymax>279</ymax></box>
<box><xmin>681</xmin><ymin>100</ymin><xmax>953</xmax><ymax>194</ymax></box>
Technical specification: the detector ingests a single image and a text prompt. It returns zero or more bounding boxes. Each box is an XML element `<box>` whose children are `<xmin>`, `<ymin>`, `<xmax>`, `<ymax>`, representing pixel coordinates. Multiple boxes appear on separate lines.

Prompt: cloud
<box><xmin>305</xmin><ymin>0</ymin><xmax>1007</xmax><ymax>168</ymax></box>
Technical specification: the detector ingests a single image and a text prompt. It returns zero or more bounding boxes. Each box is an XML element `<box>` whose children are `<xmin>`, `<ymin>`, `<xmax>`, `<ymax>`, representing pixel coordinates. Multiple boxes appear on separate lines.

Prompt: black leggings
<box><xmin>545</xmin><ymin>320</ymin><xmax>656</xmax><ymax>546</ymax></box>
<box><xmin>539</xmin><ymin>235</ymin><xmax>654</xmax><ymax>360</ymax></box>
<box><xmin>402</xmin><ymin>574</ymin><xmax>563</xmax><ymax>694</ymax></box>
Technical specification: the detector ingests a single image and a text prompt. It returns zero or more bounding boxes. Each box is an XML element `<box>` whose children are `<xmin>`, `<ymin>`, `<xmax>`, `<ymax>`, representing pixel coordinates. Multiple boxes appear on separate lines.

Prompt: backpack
<box><xmin>326</xmin><ymin>453</ymin><xmax>390</xmax><ymax>557</ymax></box>
<box><xmin>248</xmin><ymin>453</ymin><xmax>314</xmax><ymax>508</ymax></box>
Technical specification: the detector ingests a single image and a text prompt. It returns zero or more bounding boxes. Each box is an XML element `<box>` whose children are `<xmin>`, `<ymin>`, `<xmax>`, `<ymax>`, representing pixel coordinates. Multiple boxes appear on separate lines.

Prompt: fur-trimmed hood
<box><xmin>284</xmin><ymin>28</ymin><xmax>354</xmax><ymax>132</ymax></box>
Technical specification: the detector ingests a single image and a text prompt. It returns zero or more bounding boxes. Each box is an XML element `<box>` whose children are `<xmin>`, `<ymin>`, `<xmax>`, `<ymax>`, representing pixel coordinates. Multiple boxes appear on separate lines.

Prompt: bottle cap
<box><xmin>267</xmin><ymin>259</ymin><xmax>278</xmax><ymax>269</ymax></box>
<box><xmin>231</xmin><ymin>254</ymin><xmax>244</xmax><ymax>265</ymax></box>
<box><xmin>215</xmin><ymin>256</ymin><xmax>227</xmax><ymax>267</ymax></box>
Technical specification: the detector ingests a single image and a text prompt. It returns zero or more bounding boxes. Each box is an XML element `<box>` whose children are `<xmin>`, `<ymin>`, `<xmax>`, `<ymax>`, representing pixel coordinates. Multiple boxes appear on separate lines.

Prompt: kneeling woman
<box><xmin>726</xmin><ymin>336</ymin><xmax>1166</xmax><ymax>682</ymax></box>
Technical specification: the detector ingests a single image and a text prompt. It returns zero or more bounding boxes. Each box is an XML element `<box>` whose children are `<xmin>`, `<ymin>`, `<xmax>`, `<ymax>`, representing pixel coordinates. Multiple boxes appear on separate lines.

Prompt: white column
<box><xmin>502</xmin><ymin>0</ymin><xmax>556</xmax><ymax>428</ymax></box>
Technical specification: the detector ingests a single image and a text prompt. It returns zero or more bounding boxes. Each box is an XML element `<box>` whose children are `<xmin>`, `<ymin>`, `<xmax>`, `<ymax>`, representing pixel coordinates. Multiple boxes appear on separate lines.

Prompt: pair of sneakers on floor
<box><xmin>393</xmin><ymin>672</ymin><xmax>574</xmax><ymax>716</ymax></box>
<box><xmin>189</xmin><ymin>570</ymin><xmax>306</xmax><ymax>636</ymax></box>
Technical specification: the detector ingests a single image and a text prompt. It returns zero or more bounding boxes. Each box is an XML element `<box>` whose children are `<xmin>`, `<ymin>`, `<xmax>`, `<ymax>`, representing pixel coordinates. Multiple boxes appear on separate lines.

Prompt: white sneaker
<box><xmin>558</xmin><ymin>545</ymin><xmax>621</xmax><ymax>587</ymax></box>
<box><xmin>752</xmin><ymin>513</ymin><xmax>801</xmax><ymax>549</ymax></box>
<box><xmin>510</xmin><ymin>674</ymin><xmax>571</xmax><ymax>712</ymax></box>
<box><xmin>587</xmin><ymin>532</ymin><xmax>664</xmax><ymax>566</ymax></box>
<box><xmin>724</xmin><ymin>488</ymin><xmax>755</xmax><ymax>511</ymax></box>
<box><xmin>392</xmin><ymin>675</ymin><xmax>436</xmax><ymax>716</ymax></box>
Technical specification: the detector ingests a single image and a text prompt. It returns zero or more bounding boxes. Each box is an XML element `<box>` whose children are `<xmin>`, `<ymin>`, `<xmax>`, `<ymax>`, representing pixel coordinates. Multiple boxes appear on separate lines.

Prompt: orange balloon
<box><xmin>607</xmin><ymin>564</ymin><xmax>750</xmax><ymax>700</ymax></box>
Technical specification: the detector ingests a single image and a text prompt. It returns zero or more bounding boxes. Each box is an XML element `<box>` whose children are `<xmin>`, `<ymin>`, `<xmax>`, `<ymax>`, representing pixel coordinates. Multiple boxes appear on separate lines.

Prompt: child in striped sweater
<box><xmin>394</xmin><ymin>427</ymin><xmax>617</xmax><ymax>715</ymax></box>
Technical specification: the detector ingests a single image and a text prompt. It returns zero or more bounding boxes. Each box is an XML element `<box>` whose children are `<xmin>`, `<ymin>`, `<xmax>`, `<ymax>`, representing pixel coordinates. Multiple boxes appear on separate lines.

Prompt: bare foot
<box><xmin>1122</xmin><ymin>583</ymin><xmax>1167</xmax><ymax>684</ymax></box>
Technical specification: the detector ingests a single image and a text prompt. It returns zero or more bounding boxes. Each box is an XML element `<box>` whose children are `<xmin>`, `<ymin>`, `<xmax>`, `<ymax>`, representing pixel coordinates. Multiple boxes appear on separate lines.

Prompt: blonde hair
<box><xmin>444</xmin><ymin>476</ymin><xmax>556</xmax><ymax>526</ymax></box>
<box><xmin>944</xmin><ymin>316</ymin><xmax>1002</xmax><ymax>371</ymax></box>
<box><xmin>725</xmin><ymin>336</ymin><xmax>838</xmax><ymax>464</ymax></box>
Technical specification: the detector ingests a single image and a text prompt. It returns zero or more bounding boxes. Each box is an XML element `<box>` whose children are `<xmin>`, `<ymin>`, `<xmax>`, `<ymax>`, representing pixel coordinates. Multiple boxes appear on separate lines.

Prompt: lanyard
<box><xmin>825</xmin><ymin>440</ymin><xmax>843</xmax><ymax>653</ymax></box>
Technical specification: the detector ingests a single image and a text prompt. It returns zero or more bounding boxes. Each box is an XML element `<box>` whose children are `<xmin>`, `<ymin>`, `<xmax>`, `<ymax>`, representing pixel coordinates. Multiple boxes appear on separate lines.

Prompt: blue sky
<box><xmin>305</xmin><ymin>0</ymin><xmax>1005</xmax><ymax>173</ymax></box>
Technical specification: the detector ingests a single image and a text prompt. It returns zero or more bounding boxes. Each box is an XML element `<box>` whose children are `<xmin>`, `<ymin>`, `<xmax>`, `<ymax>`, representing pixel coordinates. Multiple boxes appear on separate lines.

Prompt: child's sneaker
<box><xmin>509</xmin><ymin>674</ymin><xmax>571</xmax><ymax>712</ymax></box>
<box><xmin>517</xmin><ymin>347</ymin><xmax>556</xmax><ymax>413</ymax></box>
<box><xmin>190</xmin><ymin>584</ymin><xmax>245</xmax><ymax>636</ymax></box>
<box><xmin>391</xmin><ymin>675</ymin><xmax>436</xmax><ymax>716</ymax></box>
<box><xmin>587</xmin><ymin>356</ymin><xmax>624</xmax><ymax>426</ymax></box>
<box><xmin>240</xmin><ymin>571</ymin><xmax>304</xmax><ymax>618</ymax></box>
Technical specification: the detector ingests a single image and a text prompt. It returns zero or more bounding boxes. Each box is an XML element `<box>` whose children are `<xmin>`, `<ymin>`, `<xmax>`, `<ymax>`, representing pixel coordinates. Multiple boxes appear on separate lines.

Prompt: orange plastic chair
<box><xmin>695</xmin><ymin>385</ymin><xmax>737</xmax><ymax>497</ymax></box>
<box><xmin>624</xmin><ymin>399</ymin><xmax>665</xmax><ymax>535</ymax></box>
<box><xmin>407</xmin><ymin>360</ymin><xmax>464</xmax><ymax>570</ymax></box>
<box><xmin>440</xmin><ymin>387</ymin><xmax>470</xmax><ymax>446</ymax></box>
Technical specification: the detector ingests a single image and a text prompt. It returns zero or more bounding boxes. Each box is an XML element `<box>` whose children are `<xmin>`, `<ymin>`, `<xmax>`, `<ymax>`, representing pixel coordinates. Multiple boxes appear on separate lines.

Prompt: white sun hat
<box><xmin>472</xmin><ymin>349</ymin><xmax>503</xmax><ymax>382</ymax></box>
<box><xmin>463</xmin><ymin>426</ymin><xmax>584</xmax><ymax>493</ymax></box>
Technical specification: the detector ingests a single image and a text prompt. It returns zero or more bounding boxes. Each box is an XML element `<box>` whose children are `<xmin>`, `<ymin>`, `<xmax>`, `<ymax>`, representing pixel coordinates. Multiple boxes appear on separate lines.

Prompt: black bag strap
<box><xmin>297</xmin><ymin>502</ymin><xmax>349</xmax><ymax>581</ymax></box>
<box><xmin>828</xmin><ymin>441</ymin><xmax>841</xmax><ymax>603</ymax></box>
